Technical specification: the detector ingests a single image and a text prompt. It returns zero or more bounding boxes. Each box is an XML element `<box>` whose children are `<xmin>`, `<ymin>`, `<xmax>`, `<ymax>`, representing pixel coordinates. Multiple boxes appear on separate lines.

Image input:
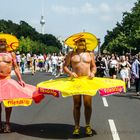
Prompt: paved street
<box><xmin>0</xmin><ymin>71</ymin><xmax>140</xmax><ymax>140</ymax></box>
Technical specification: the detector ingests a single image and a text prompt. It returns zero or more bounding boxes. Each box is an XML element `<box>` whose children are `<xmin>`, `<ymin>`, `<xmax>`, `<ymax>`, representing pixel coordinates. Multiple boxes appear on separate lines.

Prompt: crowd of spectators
<box><xmin>15</xmin><ymin>51</ymin><xmax>140</xmax><ymax>95</ymax></box>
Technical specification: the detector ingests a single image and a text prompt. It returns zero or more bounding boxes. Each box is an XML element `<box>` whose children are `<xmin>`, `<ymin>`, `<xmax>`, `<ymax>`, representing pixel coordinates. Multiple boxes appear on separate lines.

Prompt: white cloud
<box><xmin>51</xmin><ymin>5</ymin><xmax>69</xmax><ymax>14</ymax></box>
<box><xmin>100</xmin><ymin>15</ymin><xmax>112</xmax><ymax>21</ymax></box>
<box><xmin>99</xmin><ymin>3</ymin><xmax>111</xmax><ymax>13</ymax></box>
<box><xmin>98</xmin><ymin>2</ymin><xmax>134</xmax><ymax>22</ymax></box>
<box><xmin>81</xmin><ymin>3</ymin><xmax>97</xmax><ymax>14</ymax></box>
<box><xmin>50</xmin><ymin>1</ymin><xmax>134</xmax><ymax>23</ymax></box>
<box><xmin>114</xmin><ymin>3</ymin><xmax>133</xmax><ymax>13</ymax></box>
<box><xmin>51</xmin><ymin>2</ymin><xmax>97</xmax><ymax>15</ymax></box>
<box><xmin>51</xmin><ymin>5</ymin><xmax>79</xmax><ymax>15</ymax></box>
<box><xmin>51</xmin><ymin>2</ymin><xmax>112</xmax><ymax>16</ymax></box>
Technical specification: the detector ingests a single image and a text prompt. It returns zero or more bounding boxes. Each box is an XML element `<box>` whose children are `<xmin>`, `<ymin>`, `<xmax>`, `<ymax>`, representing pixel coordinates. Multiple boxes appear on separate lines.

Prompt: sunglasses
<box><xmin>0</xmin><ymin>40</ymin><xmax>6</xmax><ymax>43</ymax></box>
<box><xmin>77</xmin><ymin>39</ymin><xmax>86</xmax><ymax>42</ymax></box>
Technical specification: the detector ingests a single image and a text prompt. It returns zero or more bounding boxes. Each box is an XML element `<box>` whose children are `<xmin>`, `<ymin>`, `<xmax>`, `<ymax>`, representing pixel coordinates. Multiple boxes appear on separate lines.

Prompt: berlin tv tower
<box><xmin>40</xmin><ymin>0</ymin><xmax>45</xmax><ymax>34</ymax></box>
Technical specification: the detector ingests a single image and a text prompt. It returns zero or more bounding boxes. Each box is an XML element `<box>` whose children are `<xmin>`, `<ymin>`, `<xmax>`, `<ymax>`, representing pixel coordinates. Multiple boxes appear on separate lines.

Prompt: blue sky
<box><xmin>0</xmin><ymin>0</ymin><xmax>137</xmax><ymax>44</ymax></box>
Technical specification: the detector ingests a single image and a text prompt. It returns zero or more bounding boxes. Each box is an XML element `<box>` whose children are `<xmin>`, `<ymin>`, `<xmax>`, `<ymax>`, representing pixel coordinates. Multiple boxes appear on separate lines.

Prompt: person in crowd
<box><xmin>20</xmin><ymin>53</ymin><xmax>26</xmax><ymax>74</ymax></box>
<box><xmin>102</xmin><ymin>54</ymin><xmax>110</xmax><ymax>77</ymax></box>
<box><xmin>16</xmin><ymin>51</ymin><xmax>21</xmax><ymax>67</ymax></box>
<box><xmin>108</xmin><ymin>55</ymin><xmax>119</xmax><ymax>79</ymax></box>
<box><xmin>95</xmin><ymin>55</ymin><xmax>106</xmax><ymax>77</ymax></box>
<box><xmin>31</xmin><ymin>54</ymin><xmax>37</xmax><ymax>75</ymax></box>
<box><xmin>51</xmin><ymin>53</ymin><xmax>58</xmax><ymax>76</ymax></box>
<box><xmin>119</xmin><ymin>55</ymin><xmax>131</xmax><ymax>90</ymax></box>
<box><xmin>44</xmin><ymin>54</ymin><xmax>50</xmax><ymax>73</ymax></box>
<box><xmin>26</xmin><ymin>52</ymin><xmax>31</xmax><ymax>70</ymax></box>
<box><xmin>131</xmin><ymin>54</ymin><xmax>140</xmax><ymax>95</ymax></box>
<box><xmin>56</xmin><ymin>52</ymin><xmax>65</xmax><ymax>77</ymax></box>
<box><xmin>38</xmin><ymin>54</ymin><xmax>44</xmax><ymax>72</ymax></box>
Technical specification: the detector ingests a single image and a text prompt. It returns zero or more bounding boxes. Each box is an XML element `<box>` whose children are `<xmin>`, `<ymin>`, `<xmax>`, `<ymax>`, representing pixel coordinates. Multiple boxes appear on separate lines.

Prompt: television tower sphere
<box><xmin>40</xmin><ymin>15</ymin><xmax>45</xmax><ymax>34</ymax></box>
<box><xmin>40</xmin><ymin>16</ymin><xmax>45</xmax><ymax>25</ymax></box>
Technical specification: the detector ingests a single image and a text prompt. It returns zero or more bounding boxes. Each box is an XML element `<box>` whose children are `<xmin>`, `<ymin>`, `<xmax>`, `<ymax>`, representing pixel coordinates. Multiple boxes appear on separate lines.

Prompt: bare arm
<box><xmin>126</xmin><ymin>61</ymin><xmax>131</xmax><ymax>68</ymax></box>
<box><xmin>90</xmin><ymin>52</ymin><xmax>97</xmax><ymax>74</ymax></box>
<box><xmin>118</xmin><ymin>62</ymin><xmax>121</xmax><ymax>71</ymax></box>
<box><xmin>63</xmin><ymin>52</ymin><xmax>78</xmax><ymax>77</ymax></box>
<box><xmin>63</xmin><ymin>52</ymin><xmax>72</xmax><ymax>75</ymax></box>
<box><xmin>89</xmin><ymin>52</ymin><xmax>97</xmax><ymax>78</ymax></box>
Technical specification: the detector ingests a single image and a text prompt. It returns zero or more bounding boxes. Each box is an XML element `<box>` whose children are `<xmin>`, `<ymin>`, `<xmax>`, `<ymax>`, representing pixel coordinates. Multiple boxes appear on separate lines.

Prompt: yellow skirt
<box><xmin>37</xmin><ymin>76</ymin><xmax>126</xmax><ymax>97</ymax></box>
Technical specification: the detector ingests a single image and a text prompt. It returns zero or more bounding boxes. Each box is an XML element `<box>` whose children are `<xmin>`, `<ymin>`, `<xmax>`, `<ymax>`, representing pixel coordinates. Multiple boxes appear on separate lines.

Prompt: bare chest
<box><xmin>0</xmin><ymin>54</ymin><xmax>12</xmax><ymax>64</ymax></box>
<box><xmin>71</xmin><ymin>53</ymin><xmax>92</xmax><ymax>63</ymax></box>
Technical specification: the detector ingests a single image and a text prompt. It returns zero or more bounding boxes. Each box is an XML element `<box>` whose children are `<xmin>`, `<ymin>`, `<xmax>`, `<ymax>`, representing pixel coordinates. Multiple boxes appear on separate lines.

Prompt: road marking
<box><xmin>108</xmin><ymin>119</ymin><xmax>120</xmax><ymax>140</ymax></box>
<box><xmin>102</xmin><ymin>97</ymin><xmax>109</xmax><ymax>107</ymax></box>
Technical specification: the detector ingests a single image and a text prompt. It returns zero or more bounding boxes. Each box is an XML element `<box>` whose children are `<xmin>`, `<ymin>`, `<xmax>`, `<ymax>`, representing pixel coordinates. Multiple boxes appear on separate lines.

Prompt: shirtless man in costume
<box><xmin>63</xmin><ymin>38</ymin><xmax>97</xmax><ymax>136</ymax></box>
<box><xmin>0</xmin><ymin>38</ymin><xmax>25</xmax><ymax>133</ymax></box>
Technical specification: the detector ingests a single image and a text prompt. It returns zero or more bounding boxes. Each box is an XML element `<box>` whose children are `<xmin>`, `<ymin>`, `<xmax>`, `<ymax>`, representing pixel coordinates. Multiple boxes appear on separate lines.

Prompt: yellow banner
<box><xmin>3</xmin><ymin>98</ymin><xmax>32</xmax><ymax>107</ymax></box>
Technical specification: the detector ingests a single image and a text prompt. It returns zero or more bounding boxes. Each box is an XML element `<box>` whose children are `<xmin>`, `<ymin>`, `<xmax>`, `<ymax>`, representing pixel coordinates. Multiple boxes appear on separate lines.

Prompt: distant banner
<box><xmin>3</xmin><ymin>98</ymin><xmax>32</xmax><ymax>107</ymax></box>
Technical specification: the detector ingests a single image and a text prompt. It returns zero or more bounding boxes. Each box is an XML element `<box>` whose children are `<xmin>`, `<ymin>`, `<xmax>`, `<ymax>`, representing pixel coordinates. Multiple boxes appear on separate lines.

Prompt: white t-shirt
<box><xmin>109</xmin><ymin>60</ymin><xmax>118</xmax><ymax>68</ymax></box>
<box><xmin>16</xmin><ymin>54</ymin><xmax>21</xmax><ymax>63</ymax></box>
<box><xmin>51</xmin><ymin>56</ymin><xmax>58</xmax><ymax>65</ymax></box>
<box><xmin>27</xmin><ymin>53</ymin><xmax>31</xmax><ymax>61</ymax></box>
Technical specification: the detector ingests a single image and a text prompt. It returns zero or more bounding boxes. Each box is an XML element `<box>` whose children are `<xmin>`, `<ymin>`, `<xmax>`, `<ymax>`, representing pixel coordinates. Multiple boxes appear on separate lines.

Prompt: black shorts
<box><xmin>109</xmin><ymin>68</ymin><xmax>117</xmax><ymax>76</ymax></box>
<box><xmin>27</xmin><ymin>61</ymin><xmax>30</xmax><ymax>66</ymax></box>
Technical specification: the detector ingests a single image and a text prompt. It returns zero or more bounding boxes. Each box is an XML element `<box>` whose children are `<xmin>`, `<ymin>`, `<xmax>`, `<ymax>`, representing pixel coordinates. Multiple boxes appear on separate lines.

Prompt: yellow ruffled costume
<box><xmin>37</xmin><ymin>77</ymin><xmax>126</xmax><ymax>97</ymax></box>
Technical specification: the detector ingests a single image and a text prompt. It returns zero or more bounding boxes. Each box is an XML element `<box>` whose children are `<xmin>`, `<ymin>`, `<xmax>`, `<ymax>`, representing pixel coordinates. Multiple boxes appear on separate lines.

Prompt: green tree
<box><xmin>0</xmin><ymin>19</ymin><xmax>63</xmax><ymax>53</ymax></box>
<box><xmin>101</xmin><ymin>0</ymin><xmax>140</xmax><ymax>54</ymax></box>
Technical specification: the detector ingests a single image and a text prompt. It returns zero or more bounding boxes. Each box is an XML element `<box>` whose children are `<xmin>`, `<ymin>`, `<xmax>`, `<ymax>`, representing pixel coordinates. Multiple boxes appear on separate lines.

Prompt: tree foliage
<box><xmin>101</xmin><ymin>0</ymin><xmax>140</xmax><ymax>54</ymax></box>
<box><xmin>17</xmin><ymin>36</ymin><xmax>60</xmax><ymax>54</ymax></box>
<box><xmin>0</xmin><ymin>20</ymin><xmax>62</xmax><ymax>54</ymax></box>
